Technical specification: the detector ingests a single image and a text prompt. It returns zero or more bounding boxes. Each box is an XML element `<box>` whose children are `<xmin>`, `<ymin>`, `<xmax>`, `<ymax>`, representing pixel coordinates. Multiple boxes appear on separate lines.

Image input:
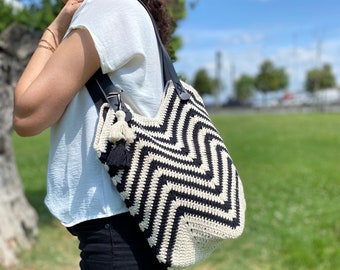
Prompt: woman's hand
<box><xmin>49</xmin><ymin>0</ymin><xmax>84</xmax><ymax>46</ymax></box>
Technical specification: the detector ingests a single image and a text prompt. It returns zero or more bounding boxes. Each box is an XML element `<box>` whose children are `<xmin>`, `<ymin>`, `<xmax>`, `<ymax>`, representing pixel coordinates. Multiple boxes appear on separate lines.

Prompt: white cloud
<box><xmin>179</xmin><ymin>28</ymin><xmax>264</xmax><ymax>48</ymax></box>
<box><xmin>175</xmin><ymin>25</ymin><xmax>340</xmax><ymax>92</ymax></box>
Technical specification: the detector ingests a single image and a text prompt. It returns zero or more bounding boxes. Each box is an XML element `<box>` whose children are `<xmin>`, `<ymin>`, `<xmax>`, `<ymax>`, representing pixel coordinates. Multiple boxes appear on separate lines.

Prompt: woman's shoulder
<box><xmin>82</xmin><ymin>0</ymin><xmax>145</xmax><ymax>14</ymax></box>
<box><xmin>74</xmin><ymin>0</ymin><xmax>149</xmax><ymax>30</ymax></box>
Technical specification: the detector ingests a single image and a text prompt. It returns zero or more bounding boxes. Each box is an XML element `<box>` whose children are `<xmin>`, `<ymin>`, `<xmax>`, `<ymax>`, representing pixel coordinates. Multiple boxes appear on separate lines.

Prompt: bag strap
<box><xmin>86</xmin><ymin>0</ymin><xmax>190</xmax><ymax>112</ymax></box>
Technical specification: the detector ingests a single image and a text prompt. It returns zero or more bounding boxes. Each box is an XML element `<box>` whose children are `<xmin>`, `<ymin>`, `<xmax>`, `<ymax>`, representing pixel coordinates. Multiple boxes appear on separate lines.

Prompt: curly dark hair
<box><xmin>139</xmin><ymin>0</ymin><xmax>174</xmax><ymax>49</ymax></box>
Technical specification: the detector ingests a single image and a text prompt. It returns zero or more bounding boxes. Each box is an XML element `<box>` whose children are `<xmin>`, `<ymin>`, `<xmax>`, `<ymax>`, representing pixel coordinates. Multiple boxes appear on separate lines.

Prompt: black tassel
<box><xmin>106</xmin><ymin>139</ymin><xmax>132</xmax><ymax>170</ymax></box>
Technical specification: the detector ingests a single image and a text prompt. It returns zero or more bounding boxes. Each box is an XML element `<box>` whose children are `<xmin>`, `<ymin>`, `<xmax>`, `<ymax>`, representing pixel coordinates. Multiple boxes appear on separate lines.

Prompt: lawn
<box><xmin>8</xmin><ymin>112</ymin><xmax>340</xmax><ymax>270</ymax></box>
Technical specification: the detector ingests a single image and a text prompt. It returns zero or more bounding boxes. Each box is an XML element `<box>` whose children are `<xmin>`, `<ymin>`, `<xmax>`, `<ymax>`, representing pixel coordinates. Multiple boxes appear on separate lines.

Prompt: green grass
<box><xmin>8</xmin><ymin>113</ymin><xmax>340</xmax><ymax>270</ymax></box>
<box><xmin>8</xmin><ymin>131</ymin><xmax>79</xmax><ymax>270</ymax></box>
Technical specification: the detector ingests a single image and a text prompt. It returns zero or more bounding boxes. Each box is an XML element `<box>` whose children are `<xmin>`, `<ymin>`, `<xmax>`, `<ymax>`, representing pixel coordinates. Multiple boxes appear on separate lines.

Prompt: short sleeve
<box><xmin>66</xmin><ymin>0</ymin><xmax>149</xmax><ymax>73</ymax></box>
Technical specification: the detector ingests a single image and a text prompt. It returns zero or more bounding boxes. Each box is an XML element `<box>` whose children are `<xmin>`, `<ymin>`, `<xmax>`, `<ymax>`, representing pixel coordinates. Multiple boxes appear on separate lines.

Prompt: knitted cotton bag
<box><xmin>86</xmin><ymin>1</ymin><xmax>246</xmax><ymax>268</ymax></box>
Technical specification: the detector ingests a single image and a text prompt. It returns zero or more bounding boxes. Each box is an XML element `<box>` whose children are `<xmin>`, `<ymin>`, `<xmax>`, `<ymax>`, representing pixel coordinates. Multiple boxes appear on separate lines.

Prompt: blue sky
<box><xmin>174</xmin><ymin>0</ymin><xmax>340</xmax><ymax>96</ymax></box>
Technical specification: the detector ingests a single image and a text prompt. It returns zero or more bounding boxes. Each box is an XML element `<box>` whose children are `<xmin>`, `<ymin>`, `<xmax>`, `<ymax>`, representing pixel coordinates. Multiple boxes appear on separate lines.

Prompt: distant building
<box><xmin>312</xmin><ymin>88</ymin><xmax>340</xmax><ymax>104</ymax></box>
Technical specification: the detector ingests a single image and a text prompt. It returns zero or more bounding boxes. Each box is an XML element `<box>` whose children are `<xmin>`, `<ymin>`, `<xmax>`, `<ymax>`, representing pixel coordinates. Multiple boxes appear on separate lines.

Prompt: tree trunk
<box><xmin>0</xmin><ymin>24</ymin><xmax>40</xmax><ymax>268</ymax></box>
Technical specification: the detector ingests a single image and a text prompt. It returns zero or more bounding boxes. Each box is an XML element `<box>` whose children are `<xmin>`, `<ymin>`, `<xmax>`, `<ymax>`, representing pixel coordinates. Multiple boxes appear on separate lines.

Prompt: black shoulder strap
<box><xmin>86</xmin><ymin>0</ymin><xmax>190</xmax><ymax>112</ymax></box>
<box><xmin>86</xmin><ymin>69</ymin><xmax>133</xmax><ymax>121</ymax></box>
<box><xmin>85</xmin><ymin>69</ymin><xmax>108</xmax><ymax>111</ymax></box>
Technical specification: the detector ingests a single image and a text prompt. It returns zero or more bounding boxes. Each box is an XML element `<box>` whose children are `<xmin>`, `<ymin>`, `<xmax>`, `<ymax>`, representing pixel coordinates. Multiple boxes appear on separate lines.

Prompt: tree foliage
<box><xmin>234</xmin><ymin>74</ymin><xmax>254</xmax><ymax>102</ymax></box>
<box><xmin>192</xmin><ymin>68</ymin><xmax>216</xmax><ymax>96</ymax></box>
<box><xmin>305</xmin><ymin>63</ymin><xmax>336</xmax><ymax>93</ymax></box>
<box><xmin>254</xmin><ymin>60</ymin><xmax>288</xmax><ymax>94</ymax></box>
<box><xmin>1</xmin><ymin>0</ymin><xmax>188</xmax><ymax>31</ymax></box>
<box><xmin>166</xmin><ymin>0</ymin><xmax>186</xmax><ymax>59</ymax></box>
<box><xmin>0</xmin><ymin>0</ymin><xmax>15</xmax><ymax>30</ymax></box>
<box><xmin>0</xmin><ymin>0</ymin><xmax>63</xmax><ymax>31</ymax></box>
<box><xmin>1</xmin><ymin>0</ymin><xmax>191</xmax><ymax>59</ymax></box>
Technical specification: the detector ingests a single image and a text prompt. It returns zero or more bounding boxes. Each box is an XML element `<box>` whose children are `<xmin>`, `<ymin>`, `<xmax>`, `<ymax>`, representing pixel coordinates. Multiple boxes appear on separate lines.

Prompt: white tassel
<box><xmin>108</xmin><ymin>110</ymin><xmax>136</xmax><ymax>145</ymax></box>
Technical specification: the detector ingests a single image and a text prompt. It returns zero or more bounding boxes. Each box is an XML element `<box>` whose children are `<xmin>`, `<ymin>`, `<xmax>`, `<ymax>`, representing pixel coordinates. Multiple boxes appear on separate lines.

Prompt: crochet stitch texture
<box><xmin>93</xmin><ymin>80</ymin><xmax>246</xmax><ymax>268</ymax></box>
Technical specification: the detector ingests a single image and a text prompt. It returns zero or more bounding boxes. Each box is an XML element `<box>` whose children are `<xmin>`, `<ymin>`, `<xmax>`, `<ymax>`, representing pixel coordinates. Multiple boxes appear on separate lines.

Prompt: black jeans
<box><xmin>67</xmin><ymin>212</ymin><xmax>167</xmax><ymax>270</ymax></box>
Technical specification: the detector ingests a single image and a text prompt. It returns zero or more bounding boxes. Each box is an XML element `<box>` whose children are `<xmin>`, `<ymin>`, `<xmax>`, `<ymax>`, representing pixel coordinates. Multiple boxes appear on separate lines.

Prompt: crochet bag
<box><xmin>86</xmin><ymin>2</ymin><xmax>246</xmax><ymax>268</ymax></box>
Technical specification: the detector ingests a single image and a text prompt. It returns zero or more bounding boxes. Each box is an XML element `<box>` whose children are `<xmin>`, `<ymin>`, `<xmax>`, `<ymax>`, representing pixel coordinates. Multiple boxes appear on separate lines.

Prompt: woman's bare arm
<box><xmin>13</xmin><ymin>0</ymin><xmax>100</xmax><ymax>136</ymax></box>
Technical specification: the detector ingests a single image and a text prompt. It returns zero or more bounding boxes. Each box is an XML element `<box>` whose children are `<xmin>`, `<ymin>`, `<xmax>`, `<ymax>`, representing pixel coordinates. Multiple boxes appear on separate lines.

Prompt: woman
<box><xmin>13</xmin><ymin>0</ymin><xmax>173</xmax><ymax>269</ymax></box>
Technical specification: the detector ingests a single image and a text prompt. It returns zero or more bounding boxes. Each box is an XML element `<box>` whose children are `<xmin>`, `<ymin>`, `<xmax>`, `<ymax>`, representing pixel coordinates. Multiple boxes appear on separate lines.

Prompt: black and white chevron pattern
<box><xmin>102</xmin><ymin>81</ymin><xmax>246</xmax><ymax>268</ymax></box>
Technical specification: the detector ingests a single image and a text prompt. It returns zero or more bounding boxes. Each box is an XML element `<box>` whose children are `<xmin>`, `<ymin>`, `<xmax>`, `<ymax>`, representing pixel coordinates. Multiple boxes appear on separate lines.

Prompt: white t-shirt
<box><xmin>45</xmin><ymin>0</ymin><xmax>164</xmax><ymax>227</ymax></box>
